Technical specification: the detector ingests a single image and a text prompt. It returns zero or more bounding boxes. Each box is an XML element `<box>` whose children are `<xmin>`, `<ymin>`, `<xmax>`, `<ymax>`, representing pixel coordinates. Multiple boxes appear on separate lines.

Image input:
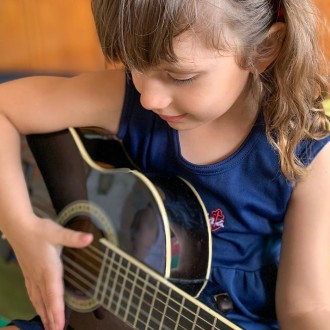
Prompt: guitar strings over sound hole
<box><xmin>62</xmin><ymin>215</ymin><xmax>107</xmax><ymax>311</ymax></box>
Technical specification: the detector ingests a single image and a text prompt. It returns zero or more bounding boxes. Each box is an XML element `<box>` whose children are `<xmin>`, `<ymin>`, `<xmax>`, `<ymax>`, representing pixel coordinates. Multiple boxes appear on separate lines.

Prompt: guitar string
<box><xmin>63</xmin><ymin>253</ymin><xmax>197</xmax><ymax>330</ymax></box>
<box><xmin>63</xmin><ymin>256</ymin><xmax>220</xmax><ymax>330</ymax></box>
<box><xmin>99</xmin><ymin>257</ymin><xmax>225</xmax><ymax>330</ymax></box>
<box><xmin>62</xmin><ymin>246</ymin><xmax>225</xmax><ymax>330</ymax></box>
<box><xmin>64</xmin><ymin>245</ymin><xmax>223</xmax><ymax>330</ymax></box>
<box><xmin>63</xmin><ymin>262</ymin><xmax>178</xmax><ymax>330</ymax></box>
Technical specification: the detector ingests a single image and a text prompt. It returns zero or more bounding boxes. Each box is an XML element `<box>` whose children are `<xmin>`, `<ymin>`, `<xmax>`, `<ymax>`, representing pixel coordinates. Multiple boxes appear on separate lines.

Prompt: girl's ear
<box><xmin>254</xmin><ymin>22</ymin><xmax>286</xmax><ymax>73</ymax></box>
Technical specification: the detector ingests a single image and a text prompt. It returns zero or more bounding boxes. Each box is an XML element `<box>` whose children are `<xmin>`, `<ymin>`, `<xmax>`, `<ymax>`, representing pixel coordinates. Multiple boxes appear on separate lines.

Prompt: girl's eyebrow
<box><xmin>159</xmin><ymin>62</ymin><xmax>202</xmax><ymax>73</ymax></box>
<box><xmin>165</xmin><ymin>68</ymin><xmax>201</xmax><ymax>74</ymax></box>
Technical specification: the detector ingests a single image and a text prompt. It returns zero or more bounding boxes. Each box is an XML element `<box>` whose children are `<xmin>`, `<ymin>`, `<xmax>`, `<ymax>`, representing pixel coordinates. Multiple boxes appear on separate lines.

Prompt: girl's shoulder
<box><xmin>296</xmin><ymin>134</ymin><xmax>330</xmax><ymax>167</ymax></box>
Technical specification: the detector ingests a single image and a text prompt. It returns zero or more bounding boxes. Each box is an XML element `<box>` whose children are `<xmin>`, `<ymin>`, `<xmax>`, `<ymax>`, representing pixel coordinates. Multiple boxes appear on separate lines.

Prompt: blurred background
<box><xmin>0</xmin><ymin>0</ymin><xmax>105</xmax><ymax>75</ymax></box>
<box><xmin>0</xmin><ymin>0</ymin><xmax>329</xmax><ymax>327</ymax></box>
<box><xmin>0</xmin><ymin>1</ymin><xmax>105</xmax><ymax>326</ymax></box>
<box><xmin>0</xmin><ymin>0</ymin><xmax>329</xmax><ymax>75</ymax></box>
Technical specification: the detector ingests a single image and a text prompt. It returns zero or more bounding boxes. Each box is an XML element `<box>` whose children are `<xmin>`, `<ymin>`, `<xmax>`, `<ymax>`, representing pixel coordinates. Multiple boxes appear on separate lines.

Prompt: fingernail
<box><xmin>82</xmin><ymin>233</ymin><xmax>93</xmax><ymax>243</ymax></box>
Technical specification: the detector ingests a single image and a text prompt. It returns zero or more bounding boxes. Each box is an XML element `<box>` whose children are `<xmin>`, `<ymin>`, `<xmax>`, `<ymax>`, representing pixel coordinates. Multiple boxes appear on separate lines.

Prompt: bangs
<box><xmin>92</xmin><ymin>0</ymin><xmax>233</xmax><ymax>71</ymax></box>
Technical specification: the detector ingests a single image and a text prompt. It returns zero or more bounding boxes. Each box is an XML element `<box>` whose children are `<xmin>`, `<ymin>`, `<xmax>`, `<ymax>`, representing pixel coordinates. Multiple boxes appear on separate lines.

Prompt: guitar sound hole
<box><xmin>62</xmin><ymin>216</ymin><xmax>106</xmax><ymax>308</ymax></box>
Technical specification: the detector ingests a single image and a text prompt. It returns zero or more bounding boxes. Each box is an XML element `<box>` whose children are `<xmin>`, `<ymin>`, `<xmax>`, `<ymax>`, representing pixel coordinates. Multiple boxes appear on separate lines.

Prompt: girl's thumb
<box><xmin>59</xmin><ymin>228</ymin><xmax>94</xmax><ymax>248</ymax></box>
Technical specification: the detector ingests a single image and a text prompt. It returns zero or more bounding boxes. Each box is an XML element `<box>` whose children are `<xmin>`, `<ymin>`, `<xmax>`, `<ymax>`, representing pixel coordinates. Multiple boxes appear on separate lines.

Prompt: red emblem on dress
<box><xmin>210</xmin><ymin>208</ymin><xmax>225</xmax><ymax>232</ymax></box>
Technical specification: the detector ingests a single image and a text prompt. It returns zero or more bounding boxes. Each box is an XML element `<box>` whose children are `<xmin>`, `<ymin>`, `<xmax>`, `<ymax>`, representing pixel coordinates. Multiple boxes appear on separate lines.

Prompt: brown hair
<box><xmin>92</xmin><ymin>0</ymin><xmax>329</xmax><ymax>183</ymax></box>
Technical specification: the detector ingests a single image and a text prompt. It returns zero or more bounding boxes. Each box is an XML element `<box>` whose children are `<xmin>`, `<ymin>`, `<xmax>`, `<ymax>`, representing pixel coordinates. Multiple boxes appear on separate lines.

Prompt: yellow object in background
<box><xmin>324</xmin><ymin>99</ymin><xmax>330</xmax><ymax>115</ymax></box>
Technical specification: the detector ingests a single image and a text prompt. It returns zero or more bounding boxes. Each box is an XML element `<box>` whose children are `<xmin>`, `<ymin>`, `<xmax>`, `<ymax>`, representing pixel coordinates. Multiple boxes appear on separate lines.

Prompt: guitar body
<box><xmin>27</xmin><ymin>128</ymin><xmax>241</xmax><ymax>330</ymax></box>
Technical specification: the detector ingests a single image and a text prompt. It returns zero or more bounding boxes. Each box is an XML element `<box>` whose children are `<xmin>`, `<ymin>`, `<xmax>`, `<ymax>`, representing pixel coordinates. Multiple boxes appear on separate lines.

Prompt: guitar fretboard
<box><xmin>94</xmin><ymin>238</ymin><xmax>239</xmax><ymax>330</ymax></box>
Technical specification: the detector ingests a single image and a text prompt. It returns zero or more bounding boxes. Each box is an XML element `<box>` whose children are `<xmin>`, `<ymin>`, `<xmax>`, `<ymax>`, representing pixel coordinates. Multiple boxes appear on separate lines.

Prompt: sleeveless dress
<box><xmin>116</xmin><ymin>76</ymin><xmax>330</xmax><ymax>329</ymax></box>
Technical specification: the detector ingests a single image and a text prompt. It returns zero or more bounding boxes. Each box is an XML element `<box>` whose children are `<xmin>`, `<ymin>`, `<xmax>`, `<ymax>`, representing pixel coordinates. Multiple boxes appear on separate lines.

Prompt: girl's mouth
<box><xmin>158</xmin><ymin>114</ymin><xmax>187</xmax><ymax>123</ymax></box>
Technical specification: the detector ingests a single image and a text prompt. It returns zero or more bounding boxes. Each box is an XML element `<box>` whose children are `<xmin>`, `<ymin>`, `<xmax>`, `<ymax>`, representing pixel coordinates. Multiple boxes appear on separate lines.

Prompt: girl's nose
<box><xmin>138</xmin><ymin>76</ymin><xmax>172</xmax><ymax>112</ymax></box>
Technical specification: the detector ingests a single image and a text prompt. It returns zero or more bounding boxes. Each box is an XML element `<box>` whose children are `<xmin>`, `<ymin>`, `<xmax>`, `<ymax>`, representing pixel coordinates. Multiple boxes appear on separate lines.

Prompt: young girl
<box><xmin>1</xmin><ymin>0</ymin><xmax>330</xmax><ymax>329</ymax></box>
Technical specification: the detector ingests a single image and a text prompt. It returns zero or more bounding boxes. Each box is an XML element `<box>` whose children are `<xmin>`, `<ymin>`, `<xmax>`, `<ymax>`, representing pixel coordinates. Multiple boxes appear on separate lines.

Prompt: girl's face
<box><xmin>131</xmin><ymin>32</ymin><xmax>251</xmax><ymax>131</ymax></box>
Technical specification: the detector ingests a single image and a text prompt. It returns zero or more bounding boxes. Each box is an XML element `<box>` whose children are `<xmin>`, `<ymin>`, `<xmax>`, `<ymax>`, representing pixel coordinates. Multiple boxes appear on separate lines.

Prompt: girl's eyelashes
<box><xmin>167</xmin><ymin>73</ymin><xmax>197</xmax><ymax>85</ymax></box>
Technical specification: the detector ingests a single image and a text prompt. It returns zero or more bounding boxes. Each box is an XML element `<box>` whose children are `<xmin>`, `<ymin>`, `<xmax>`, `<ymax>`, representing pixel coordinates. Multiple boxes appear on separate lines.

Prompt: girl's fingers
<box><xmin>35</xmin><ymin>293</ymin><xmax>51</xmax><ymax>330</ymax></box>
<box><xmin>54</xmin><ymin>226</ymin><xmax>93</xmax><ymax>248</ymax></box>
<box><xmin>13</xmin><ymin>219</ymin><xmax>93</xmax><ymax>330</ymax></box>
<box><xmin>25</xmin><ymin>278</ymin><xmax>50</xmax><ymax>330</ymax></box>
<box><xmin>23</xmin><ymin>246</ymin><xmax>65</xmax><ymax>330</ymax></box>
<box><xmin>42</xmin><ymin>268</ymin><xmax>65</xmax><ymax>330</ymax></box>
<box><xmin>41</xmin><ymin>219</ymin><xmax>93</xmax><ymax>248</ymax></box>
<box><xmin>27</xmin><ymin>274</ymin><xmax>65</xmax><ymax>330</ymax></box>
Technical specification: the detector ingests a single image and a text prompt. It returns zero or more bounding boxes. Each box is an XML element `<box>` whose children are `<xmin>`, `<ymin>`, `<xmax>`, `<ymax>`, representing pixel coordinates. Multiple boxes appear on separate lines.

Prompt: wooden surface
<box><xmin>0</xmin><ymin>1</ymin><xmax>329</xmax><ymax>73</ymax></box>
<box><xmin>0</xmin><ymin>0</ymin><xmax>105</xmax><ymax>73</ymax></box>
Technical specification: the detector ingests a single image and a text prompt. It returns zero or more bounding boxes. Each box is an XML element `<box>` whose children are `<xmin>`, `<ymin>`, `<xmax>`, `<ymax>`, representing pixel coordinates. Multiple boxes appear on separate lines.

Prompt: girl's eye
<box><xmin>167</xmin><ymin>74</ymin><xmax>197</xmax><ymax>85</ymax></box>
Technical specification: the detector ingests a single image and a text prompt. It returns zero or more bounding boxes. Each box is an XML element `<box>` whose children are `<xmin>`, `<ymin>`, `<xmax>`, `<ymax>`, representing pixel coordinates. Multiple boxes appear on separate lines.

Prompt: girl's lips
<box><xmin>158</xmin><ymin>114</ymin><xmax>187</xmax><ymax>123</ymax></box>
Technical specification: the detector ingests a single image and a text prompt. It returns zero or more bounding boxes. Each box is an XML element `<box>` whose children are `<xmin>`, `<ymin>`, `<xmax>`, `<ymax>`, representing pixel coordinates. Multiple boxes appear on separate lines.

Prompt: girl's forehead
<box><xmin>172</xmin><ymin>33</ymin><xmax>209</xmax><ymax>60</ymax></box>
<box><xmin>172</xmin><ymin>31</ymin><xmax>233</xmax><ymax>60</ymax></box>
<box><xmin>128</xmin><ymin>28</ymin><xmax>237</xmax><ymax>73</ymax></box>
<box><xmin>155</xmin><ymin>33</ymin><xmax>233</xmax><ymax>73</ymax></box>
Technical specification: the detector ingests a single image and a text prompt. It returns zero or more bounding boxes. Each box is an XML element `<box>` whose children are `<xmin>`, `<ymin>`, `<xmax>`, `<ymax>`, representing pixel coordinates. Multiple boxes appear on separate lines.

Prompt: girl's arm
<box><xmin>0</xmin><ymin>69</ymin><xmax>126</xmax><ymax>330</ymax></box>
<box><xmin>0</xmin><ymin>69</ymin><xmax>125</xmax><ymax>134</ymax></box>
<box><xmin>276</xmin><ymin>143</ymin><xmax>330</xmax><ymax>329</ymax></box>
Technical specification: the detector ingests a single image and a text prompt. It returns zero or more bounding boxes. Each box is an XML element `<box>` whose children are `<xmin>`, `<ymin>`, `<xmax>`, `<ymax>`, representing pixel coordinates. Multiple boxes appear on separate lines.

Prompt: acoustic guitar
<box><xmin>29</xmin><ymin>127</ymin><xmax>242</xmax><ymax>330</ymax></box>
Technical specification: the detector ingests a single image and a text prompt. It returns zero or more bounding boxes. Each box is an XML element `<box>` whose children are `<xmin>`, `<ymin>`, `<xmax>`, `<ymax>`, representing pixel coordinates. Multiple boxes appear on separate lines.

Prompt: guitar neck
<box><xmin>90</xmin><ymin>238</ymin><xmax>241</xmax><ymax>330</ymax></box>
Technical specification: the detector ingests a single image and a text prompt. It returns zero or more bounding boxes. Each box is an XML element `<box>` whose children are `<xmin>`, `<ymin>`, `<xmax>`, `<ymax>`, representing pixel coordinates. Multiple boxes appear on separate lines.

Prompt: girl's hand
<box><xmin>6</xmin><ymin>216</ymin><xmax>93</xmax><ymax>330</ymax></box>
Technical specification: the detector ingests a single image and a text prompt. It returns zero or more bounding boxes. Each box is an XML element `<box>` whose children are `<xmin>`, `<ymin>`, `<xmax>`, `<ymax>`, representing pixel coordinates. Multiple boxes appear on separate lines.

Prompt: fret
<box><xmin>105</xmin><ymin>253</ymin><xmax>122</xmax><ymax>312</ymax></box>
<box><xmin>114</xmin><ymin>258</ymin><xmax>129</xmax><ymax>318</ymax></box>
<box><xmin>143</xmin><ymin>276</ymin><xmax>176</xmax><ymax>330</ymax></box>
<box><xmin>98</xmin><ymin>248</ymin><xmax>114</xmax><ymax>305</ymax></box>
<box><xmin>157</xmin><ymin>285</ymin><xmax>170</xmax><ymax>329</ymax></box>
<box><xmin>136</xmin><ymin>275</ymin><xmax>156</xmax><ymax>329</ymax></box>
<box><xmin>174</xmin><ymin>296</ymin><xmax>185</xmax><ymax>330</ymax></box>
<box><xmin>156</xmin><ymin>283</ymin><xmax>185</xmax><ymax>330</ymax></box>
<box><xmin>179</xmin><ymin>298</ymin><xmax>198</xmax><ymax>329</ymax></box>
<box><xmin>213</xmin><ymin>316</ymin><xmax>218</xmax><ymax>329</ymax></box>
<box><xmin>195</xmin><ymin>308</ymin><xmax>214</xmax><ymax>330</ymax></box>
<box><xmin>192</xmin><ymin>306</ymin><xmax>201</xmax><ymax>328</ymax></box>
<box><xmin>127</xmin><ymin>277</ymin><xmax>148</xmax><ymax>326</ymax></box>
<box><xmin>162</xmin><ymin>287</ymin><xmax>182</xmax><ymax>329</ymax></box>
<box><xmin>94</xmin><ymin>248</ymin><xmax>109</xmax><ymax>302</ymax></box>
<box><xmin>132</xmin><ymin>272</ymin><xmax>149</xmax><ymax>329</ymax></box>
<box><xmin>145</xmin><ymin>278</ymin><xmax>160</xmax><ymax>329</ymax></box>
<box><xmin>125</xmin><ymin>264</ymin><xmax>140</xmax><ymax>326</ymax></box>
<box><xmin>195</xmin><ymin>306</ymin><xmax>217</xmax><ymax>329</ymax></box>
<box><xmin>118</xmin><ymin>262</ymin><xmax>134</xmax><ymax>323</ymax></box>
<box><xmin>147</xmin><ymin>277</ymin><xmax>166</xmax><ymax>329</ymax></box>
